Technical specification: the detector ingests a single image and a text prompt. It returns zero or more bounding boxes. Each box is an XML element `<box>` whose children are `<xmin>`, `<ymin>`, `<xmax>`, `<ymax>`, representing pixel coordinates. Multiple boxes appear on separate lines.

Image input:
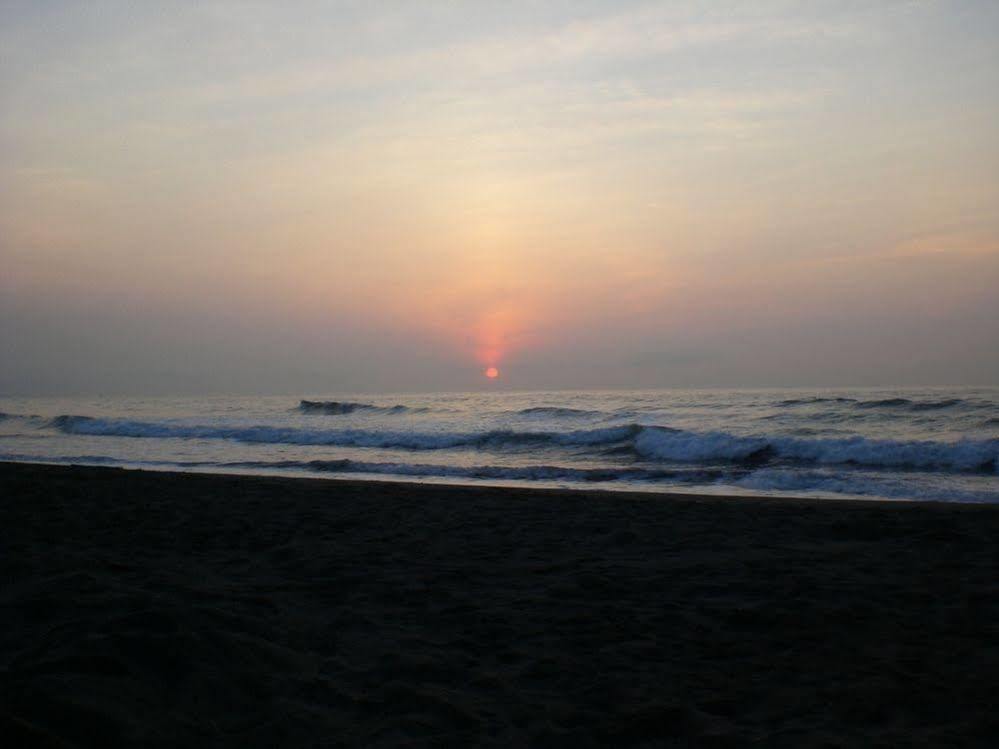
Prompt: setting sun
<box><xmin>485</xmin><ymin>367</ymin><xmax>499</xmax><ymax>379</ymax></box>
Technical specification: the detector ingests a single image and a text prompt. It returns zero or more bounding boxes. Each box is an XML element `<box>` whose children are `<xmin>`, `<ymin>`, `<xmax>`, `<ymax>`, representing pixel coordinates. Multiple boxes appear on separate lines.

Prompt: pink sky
<box><xmin>1</xmin><ymin>2</ymin><xmax>997</xmax><ymax>393</ymax></box>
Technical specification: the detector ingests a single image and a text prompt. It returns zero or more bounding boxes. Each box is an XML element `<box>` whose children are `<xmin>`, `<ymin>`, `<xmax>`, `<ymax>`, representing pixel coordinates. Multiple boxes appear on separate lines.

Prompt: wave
<box><xmin>734</xmin><ymin>469</ymin><xmax>999</xmax><ymax>504</ymax></box>
<box><xmin>0</xmin><ymin>452</ymin><xmax>135</xmax><ymax>466</ymax></box>
<box><xmin>854</xmin><ymin>397</ymin><xmax>968</xmax><ymax>411</ymax></box>
<box><xmin>634</xmin><ymin>427</ymin><xmax>997</xmax><ymax>472</ymax></box>
<box><xmin>514</xmin><ymin>406</ymin><xmax>602</xmax><ymax>417</ymax></box>
<box><xmin>855</xmin><ymin>398</ymin><xmax>913</xmax><ymax>409</ymax></box>
<box><xmin>635</xmin><ymin>427</ymin><xmax>997</xmax><ymax>472</ymax></box>
<box><xmin>49</xmin><ymin>415</ymin><xmax>640</xmax><ymax>451</ymax></box>
<box><xmin>777</xmin><ymin>397</ymin><xmax>858</xmax><ymax>406</ymax></box>
<box><xmin>0</xmin><ymin>450</ymin><xmax>729</xmax><ymax>485</ymax></box>
<box><xmin>46</xmin><ymin>414</ymin><xmax>998</xmax><ymax>474</ymax></box>
<box><xmin>229</xmin><ymin>458</ymin><xmax>728</xmax><ymax>484</ymax></box>
<box><xmin>298</xmin><ymin>400</ymin><xmax>414</xmax><ymax>415</ymax></box>
<box><xmin>299</xmin><ymin>401</ymin><xmax>601</xmax><ymax>419</ymax></box>
<box><xmin>778</xmin><ymin>396</ymin><xmax>988</xmax><ymax>412</ymax></box>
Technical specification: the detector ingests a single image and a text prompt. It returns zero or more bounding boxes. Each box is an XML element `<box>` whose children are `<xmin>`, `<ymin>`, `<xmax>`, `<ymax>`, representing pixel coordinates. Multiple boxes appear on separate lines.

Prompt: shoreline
<box><xmin>3</xmin><ymin>460</ymin><xmax>998</xmax><ymax>746</ymax></box>
<box><xmin>3</xmin><ymin>458</ymin><xmax>991</xmax><ymax>508</ymax></box>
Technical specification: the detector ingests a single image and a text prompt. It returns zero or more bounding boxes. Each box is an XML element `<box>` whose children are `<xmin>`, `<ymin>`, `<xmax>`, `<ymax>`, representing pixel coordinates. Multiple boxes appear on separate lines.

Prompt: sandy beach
<box><xmin>2</xmin><ymin>462</ymin><xmax>997</xmax><ymax>747</ymax></box>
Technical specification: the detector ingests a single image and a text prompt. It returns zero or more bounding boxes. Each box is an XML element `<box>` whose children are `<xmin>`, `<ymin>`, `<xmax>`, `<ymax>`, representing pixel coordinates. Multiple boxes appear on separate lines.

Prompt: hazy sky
<box><xmin>2</xmin><ymin>1</ymin><xmax>997</xmax><ymax>394</ymax></box>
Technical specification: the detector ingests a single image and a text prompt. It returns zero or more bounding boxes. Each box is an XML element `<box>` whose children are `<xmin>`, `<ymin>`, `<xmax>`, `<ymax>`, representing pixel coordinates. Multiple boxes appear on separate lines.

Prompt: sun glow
<box><xmin>485</xmin><ymin>366</ymin><xmax>499</xmax><ymax>379</ymax></box>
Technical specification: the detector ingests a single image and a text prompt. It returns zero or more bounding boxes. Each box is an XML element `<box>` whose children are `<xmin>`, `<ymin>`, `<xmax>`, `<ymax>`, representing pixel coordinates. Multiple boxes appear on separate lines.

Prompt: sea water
<box><xmin>1</xmin><ymin>388</ymin><xmax>997</xmax><ymax>503</ymax></box>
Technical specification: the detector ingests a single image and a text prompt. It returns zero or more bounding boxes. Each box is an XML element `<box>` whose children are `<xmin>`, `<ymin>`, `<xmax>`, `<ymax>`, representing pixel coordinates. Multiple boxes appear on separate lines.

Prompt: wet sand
<box><xmin>2</xmin><ymin>461</ymin><xmax>998</xmax><ymax>747</ymax></box>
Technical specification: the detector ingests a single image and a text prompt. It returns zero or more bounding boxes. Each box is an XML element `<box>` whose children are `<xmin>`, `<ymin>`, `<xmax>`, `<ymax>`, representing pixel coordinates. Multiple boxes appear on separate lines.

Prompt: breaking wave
<box><xmin>49</xmin><ymin>415</ymin><xmax>640</xmax><ymax>451</ymax></box>
<box><xmin>46</xmin><ymin>414</ymin><xmax>998</xmax><ymax>474</ymax></box>
<box><xmin>633</xmin><ymin>427</ymin><xmax>996</xmax><ymax>472</ymax></box>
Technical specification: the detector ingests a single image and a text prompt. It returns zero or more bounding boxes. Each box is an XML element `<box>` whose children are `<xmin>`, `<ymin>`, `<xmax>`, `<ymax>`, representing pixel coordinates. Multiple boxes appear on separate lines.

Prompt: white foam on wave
<box><xmin>48</xmin><ymin>415</ymin><xmax>999</xmax><ymax>473</ymax></box>
<box><xmin>48</xmin><ymin>415</ymin><xmax>638</xmax><ymax>451</ymax></box>
<box><xmin>629</xmin><ymin>427</ymin><xmax>998</xmax><ymax>472</ymax></box>
<box><xmin>634</xmin><ymin>428</ymin><xmax>768</xmax><ymax>462</ymax></box>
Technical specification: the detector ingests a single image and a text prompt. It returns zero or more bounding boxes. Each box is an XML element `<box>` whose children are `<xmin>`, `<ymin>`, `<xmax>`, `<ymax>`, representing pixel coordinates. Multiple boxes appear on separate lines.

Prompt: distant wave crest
<box><xmin>299</xmin><ymin>401</ymin><xmax>601</xmax><ymax>418</ymax></box>
<box><xmin>778</xmin><ymin>396</ymin><xmax>990</xmax><ymax>412</ymax></box>
<box><xmin>777</xmin><ymin>397</ymin><xmax>858</xmax><ymax>406</ymax></box>
<box><xmin>298</xmin><ymin>399</ymin><xmax>415</xmax><ymax>415</ymax></box>
<box><xmin>514</xmin><ymin>406</ymin><xmax>602</xmax><ymax>417</ymax></box>
<box><xmin>776</xmin><ymin>396</ymin><xmax>996</xmax><ymax>412</ymax></box>
<box><xmin>854</xmin><ymin>397</ymin><xmax>967</xmax><ymax>411</ymax></box>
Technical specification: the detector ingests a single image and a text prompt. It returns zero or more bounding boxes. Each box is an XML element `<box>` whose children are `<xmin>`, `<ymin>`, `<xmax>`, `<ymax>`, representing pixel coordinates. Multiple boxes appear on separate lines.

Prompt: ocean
<box><xmin>1</xmin><ymin>387</ymin><xmax>997</xmax><ymax>503</ymax></box>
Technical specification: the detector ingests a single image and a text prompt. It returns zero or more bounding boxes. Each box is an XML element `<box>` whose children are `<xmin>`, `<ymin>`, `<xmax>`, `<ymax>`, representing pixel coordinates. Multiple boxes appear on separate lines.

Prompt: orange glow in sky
<box><xmin>469</xmin><ymin>301</ymin><xmax>534</xmax><ymax>373</ymax></box>
<box><xmin>1</xmin><ymin>3</ymin><xmax>997</xmax><ymax>394</ymax></box>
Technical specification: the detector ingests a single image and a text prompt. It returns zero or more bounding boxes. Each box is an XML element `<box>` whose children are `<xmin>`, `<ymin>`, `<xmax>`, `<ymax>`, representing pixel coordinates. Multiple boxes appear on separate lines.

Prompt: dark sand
<box><xmin>2</xmin><ymin>463</ymin><xmax>998</xmax><ymax>748</ymax></box>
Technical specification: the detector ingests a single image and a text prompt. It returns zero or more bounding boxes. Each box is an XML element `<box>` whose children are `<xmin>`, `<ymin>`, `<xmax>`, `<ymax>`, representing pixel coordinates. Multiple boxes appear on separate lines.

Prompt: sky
<box><xmin>1</xmin><ymin>0</ymin><xmax>997</xmax><ymax>394</ymax></box>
